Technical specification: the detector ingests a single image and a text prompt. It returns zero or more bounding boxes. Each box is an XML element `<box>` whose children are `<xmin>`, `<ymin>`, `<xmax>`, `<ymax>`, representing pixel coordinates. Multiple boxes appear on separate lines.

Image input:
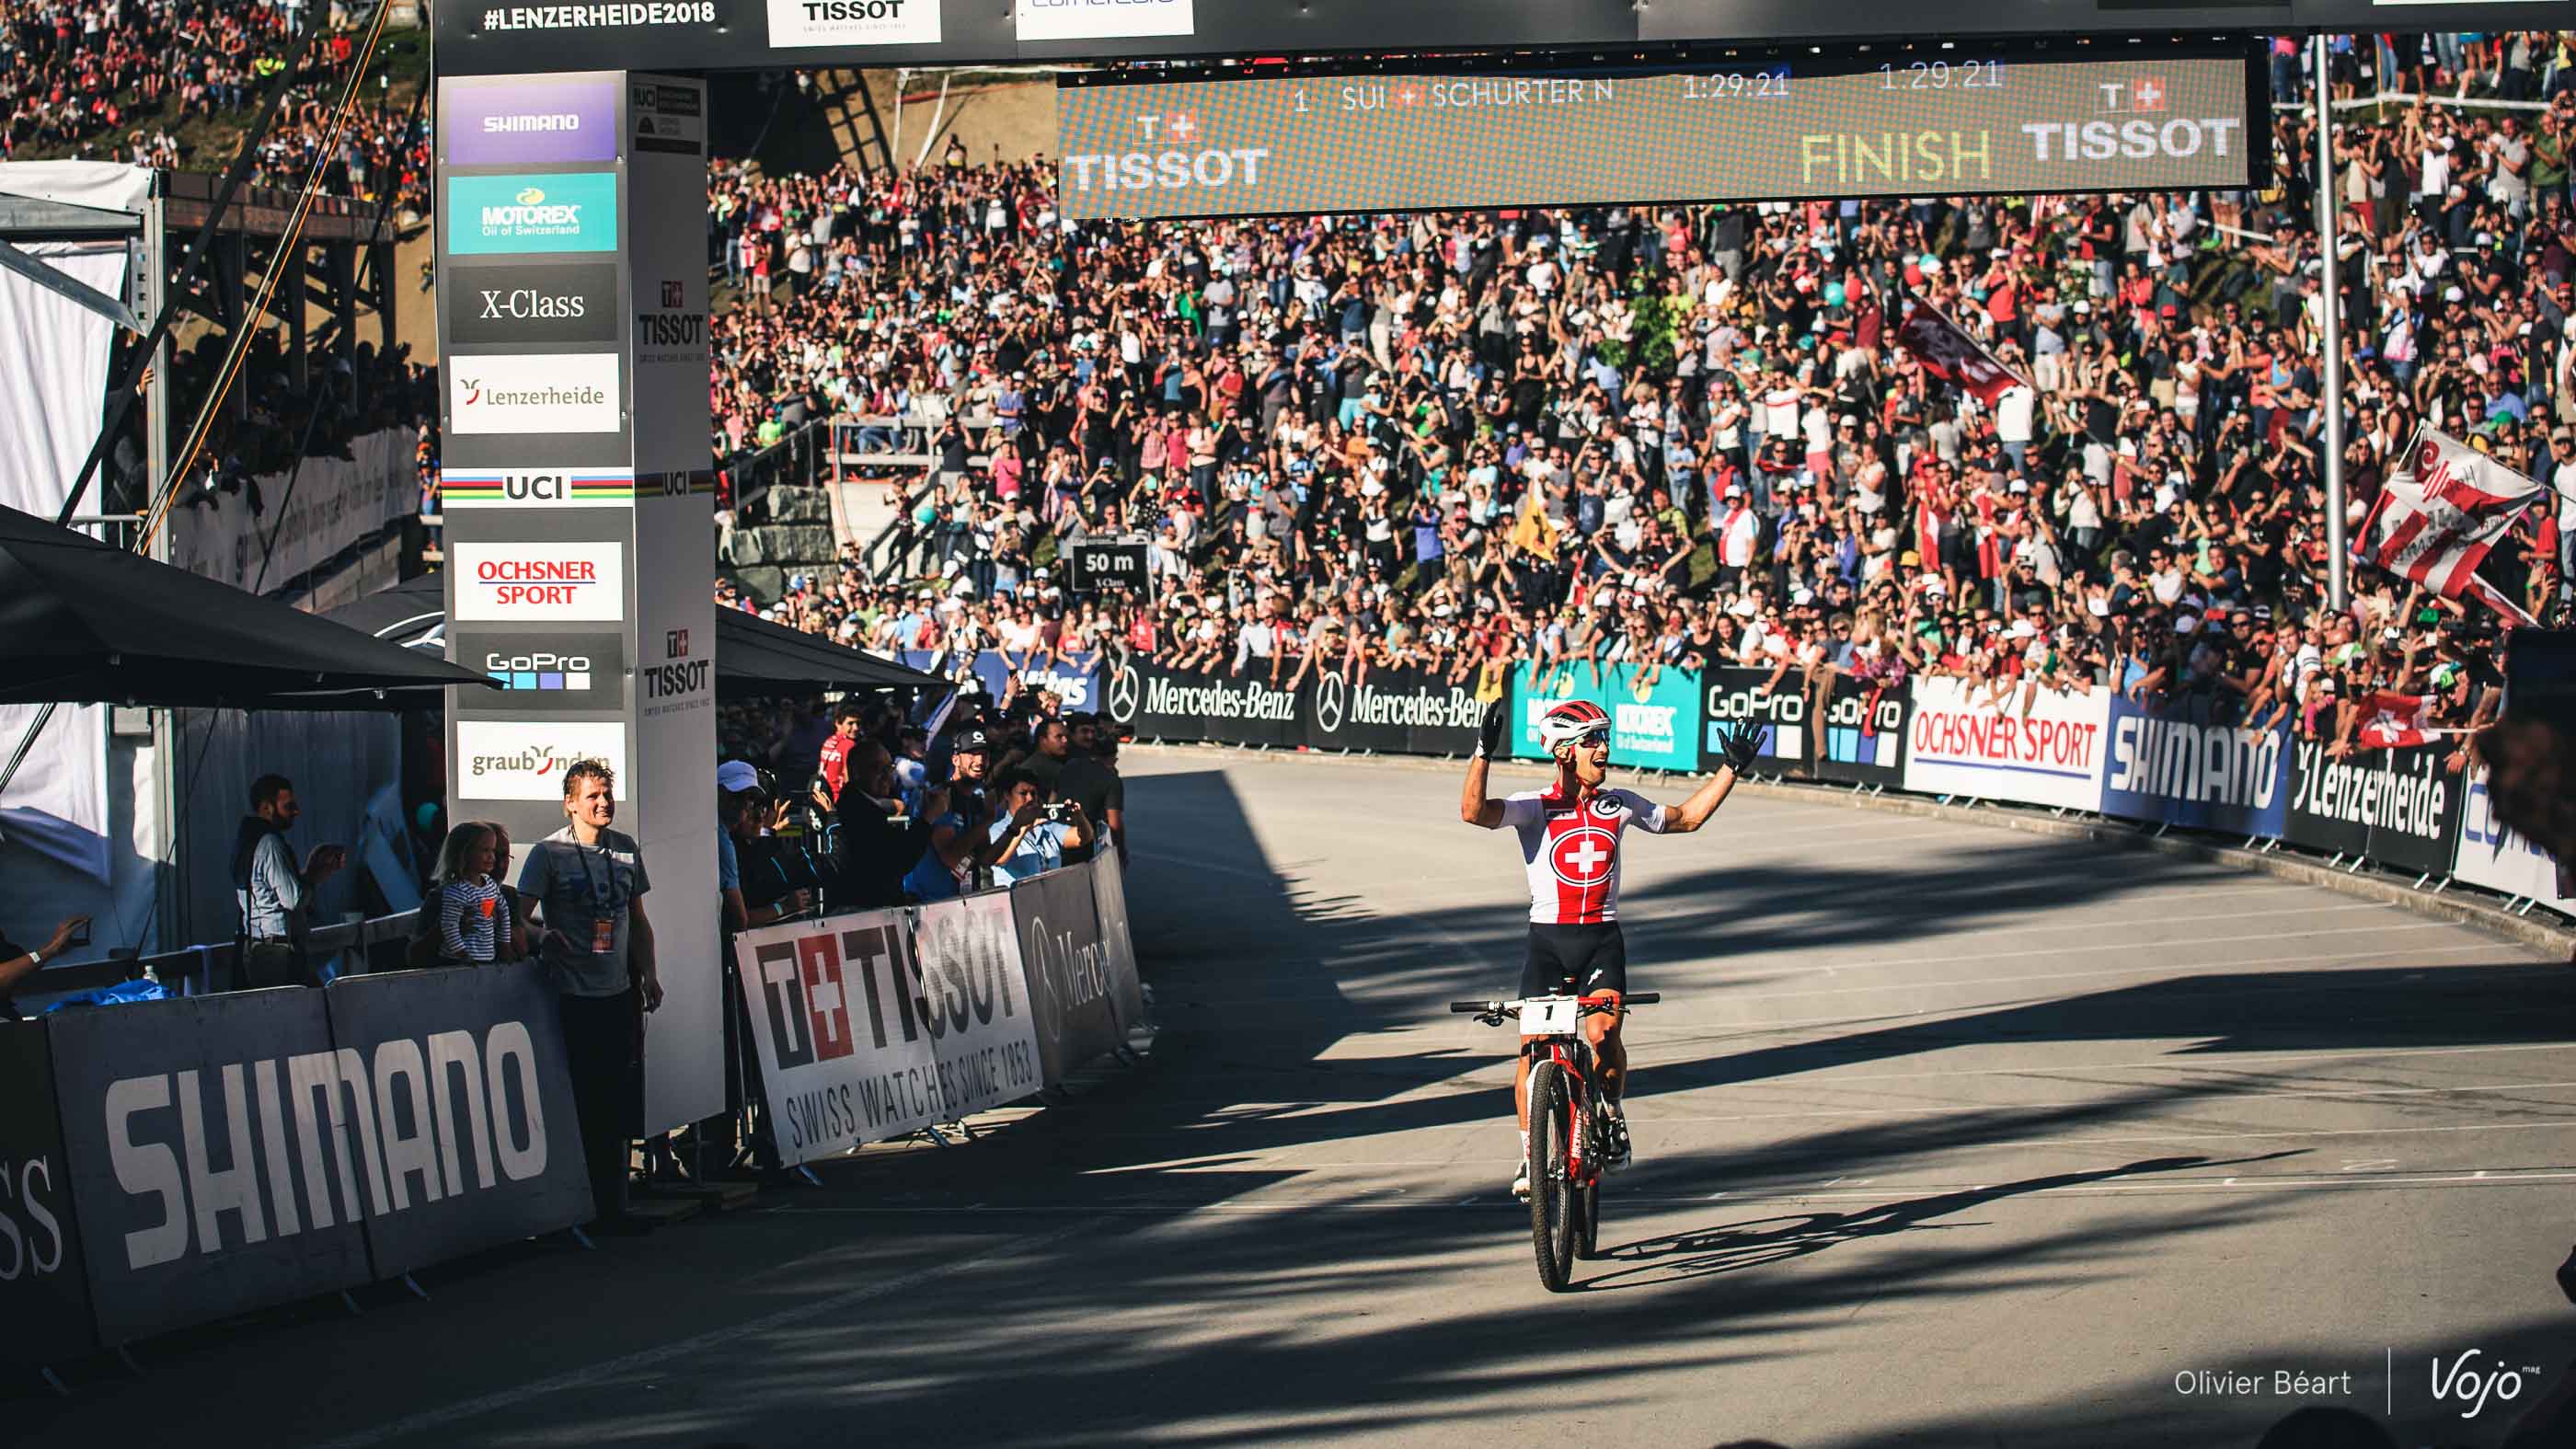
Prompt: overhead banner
<box><xmin>969</xmin><ymin>649</ymin><xmax>1103</xmax><ymax>717</ymax></box>
<box><xmin>0</xmin><ymin>1020</ymin><xmax>95</xmax><ymax>1365</ymax></box>
<box><xmin>1699</xmin><ymin>666</ymin><xmax>1811</xmax><ymax>776</ymax></box>
<box><xmin>733</xmin><ymin>894</ymin><xmax>1045</xmax><ymax>1168</ymax></box>
<box><xmin>1902</xmin><ymin>677</ymin><xmax>2110</xmax><ymax>811</ymax></box>
<box><xmin>47</xmin><ymin>989</ymin><xmax>374</xmax><ymax>1346</ymax></box>
<box><xmin>2099</xmin><ymin>693</ymin><xmax>2292</xmax><ymax>837</ymax></box>
<box><xmin>2455</xmin><ymin>767</ymin><xmax>2576</xmax><ymax>914</ymax></box>
<box><xmin>1512</xmin><ymin>662</ymin><xmax>1702</xmax><ymax>772</ymax></box>
<box><xmin>2283</xmin><ymin>740</ymin><xmax>2465</xmax><ymax>879</ymax></box>
<box><xmin>1011</xmin><ymin>864</ymin><xmax>1125</xmax><ymax>1087</ymax></box>
<box><xmin>1813</xmin><ymin>673</ymin><xmax>1910</xmax><ymax>788</ymax></box>
<box><xmin>320</xmin><ymin>966</ymin><xmax>594</xmax><ymax>1279</ymax></box>
<box><xmin>162</xmin><ymin>429</ymin><xmax>419</xmax><ymax>599</ymax></box>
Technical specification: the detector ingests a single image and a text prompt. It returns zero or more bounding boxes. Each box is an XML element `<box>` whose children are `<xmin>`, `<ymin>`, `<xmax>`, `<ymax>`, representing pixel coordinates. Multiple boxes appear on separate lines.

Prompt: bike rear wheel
<box><xmin>1527</xmin><ymin>1059</ymin><xmax>1577</xmax><ymax>1292</ymax></box>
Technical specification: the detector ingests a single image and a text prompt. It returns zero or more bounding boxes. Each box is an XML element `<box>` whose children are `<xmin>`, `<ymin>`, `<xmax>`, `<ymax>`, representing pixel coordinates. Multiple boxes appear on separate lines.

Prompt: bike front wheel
<box><xmin>1577</xmin><ymin>1179</ymin><xmax>1601</xmax><ymax>1259</ymax></box>
<box><xmin>1527</xmin><ymin>1058</ymin><xmax>1577</xmax><ymax>1292</ymax></box>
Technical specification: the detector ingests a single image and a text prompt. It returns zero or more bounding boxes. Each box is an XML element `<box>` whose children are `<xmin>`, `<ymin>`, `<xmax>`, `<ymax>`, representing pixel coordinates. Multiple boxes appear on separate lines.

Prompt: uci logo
<box><xmin>1312</xmin><ymin>673</ymin><xmax>1346</xmax><ymax>734</ymax></box>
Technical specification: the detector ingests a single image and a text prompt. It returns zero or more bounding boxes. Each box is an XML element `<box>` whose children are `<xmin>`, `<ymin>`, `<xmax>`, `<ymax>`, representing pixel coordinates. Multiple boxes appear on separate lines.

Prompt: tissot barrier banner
<box><xmin>1901</xmin><ymin>677</ymin><xmax>2111</xmax><ymax>811</ymax></box>
<box><xmin>1511</xmin><ymin>661</ymin><xmax>1703</xmax><ymax>772</ymax></box>
<box><xmin>1812</xmin><ymin>673</ymin><xmax>1911</xmax><ymax>789</ymax></box>
<box><xmin>2099</xmin><ymin>692</ymin><xmax>2293</xmax><ymax>837</ymax></box>
<box><xmin>2453</xmin><ymin>767</ymin><xmax>2576</xmax><ymax>911</ymax></box>
<box><xmin>320</xmin><ymin>965</ymin><xmax>594</xmax><ymax>1279</ymax></box>
<box><xmin>2282</xmin><ymin>740</ymin><xmax>2466</xmax><ymax>879</ymax></box>
<box><xmin>47</xmin><ymin>989</ymin><xmax>373</xmax><ymax>1345</ymax></box>
<box><xmin>1698</xmin><ymin>666</ymin><xmax>1811</xmax><ymax>776</ymax></box>
<box><xmin>0</xmin><ymin>1019</ymin><xmax>94</xmax><ymax>1365</ymax></box>
<box><xmin>734</xmin><ymin>890</ymin><xmax>1049</xmax><ymax>1168</ymax></box>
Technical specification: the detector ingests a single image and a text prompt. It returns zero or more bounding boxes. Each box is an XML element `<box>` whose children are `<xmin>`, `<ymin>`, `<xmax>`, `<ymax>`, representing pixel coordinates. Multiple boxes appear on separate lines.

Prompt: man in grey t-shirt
<box><xmin>517</xmin><ymin>759</ymin><xmax>660</xmax><ymax>1233</ymax></box>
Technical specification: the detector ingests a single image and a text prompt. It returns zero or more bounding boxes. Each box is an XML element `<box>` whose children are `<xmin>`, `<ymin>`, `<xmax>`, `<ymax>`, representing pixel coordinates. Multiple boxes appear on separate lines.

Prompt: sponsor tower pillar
<box><xmin>434</xmin><ymin>72</ymin><xmax>722</xmax><ymax>1133</ymax></box>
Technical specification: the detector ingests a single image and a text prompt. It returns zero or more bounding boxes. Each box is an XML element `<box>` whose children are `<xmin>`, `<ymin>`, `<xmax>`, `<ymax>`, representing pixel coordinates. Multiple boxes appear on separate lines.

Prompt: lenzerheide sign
<box><xmin>1058</xmin><ymin>52</ymin><xmax>2257</xmax><ymax>220</ymax></box>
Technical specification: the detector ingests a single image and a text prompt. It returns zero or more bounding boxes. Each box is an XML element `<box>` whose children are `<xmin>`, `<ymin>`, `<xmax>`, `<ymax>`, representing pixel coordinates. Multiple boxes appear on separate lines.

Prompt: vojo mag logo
<box><xmin>1105</xmin><ymin>662</ymin><xmax>1142</xmax><ymax>725</ymax></box>
<box><xmin>446</xmin><ymin>172</ymin><xmax>618</xmax><ymax>255</ymax></box>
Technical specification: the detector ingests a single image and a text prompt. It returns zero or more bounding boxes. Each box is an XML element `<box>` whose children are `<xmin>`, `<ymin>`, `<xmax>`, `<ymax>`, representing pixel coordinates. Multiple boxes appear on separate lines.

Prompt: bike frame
<box><xmin>1523</xmin><ymin>994</ymin><xmax>1622</xmax><ymax>1190</ymax></box>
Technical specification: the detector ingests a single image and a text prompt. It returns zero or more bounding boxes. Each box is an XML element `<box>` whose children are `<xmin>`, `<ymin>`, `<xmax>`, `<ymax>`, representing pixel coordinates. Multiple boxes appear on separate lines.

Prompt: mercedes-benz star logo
<box><xmin>1107</xmin><ymin>664</ymin><xmax>1141</xmax><ymax>724</ymax></box>
<box><xmin>1313</xmin><ymin>673</ymin><xmax>1346</xmax><ymax>734</ymax></box>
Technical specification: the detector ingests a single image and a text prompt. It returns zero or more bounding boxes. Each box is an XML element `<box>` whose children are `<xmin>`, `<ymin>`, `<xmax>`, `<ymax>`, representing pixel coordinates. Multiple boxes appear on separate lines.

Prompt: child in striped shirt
<box><xmin>433</xmin><ymin>822</ymin><xmax>513</xmax><ymax>965</ymax></box>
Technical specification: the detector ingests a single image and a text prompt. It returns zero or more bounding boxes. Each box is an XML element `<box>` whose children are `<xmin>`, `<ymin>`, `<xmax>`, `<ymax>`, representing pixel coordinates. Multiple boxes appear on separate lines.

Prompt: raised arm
<box><xmin>1662</xmin><ymin>719</ymin><xmax>1765</xmax><ymax>834</ymax></box>
<box><xmin>1461</xmin><ymin>700</ymin><xmax>1512</xmax><ymax>828</ymax></box>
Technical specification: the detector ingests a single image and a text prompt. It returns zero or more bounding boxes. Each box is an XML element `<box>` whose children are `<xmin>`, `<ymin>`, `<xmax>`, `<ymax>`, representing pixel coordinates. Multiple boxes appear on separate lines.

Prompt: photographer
<box><xmin>986</xmin><ymin>767</ymin><xmax>1093</xmax><ymax>886</ymax></box>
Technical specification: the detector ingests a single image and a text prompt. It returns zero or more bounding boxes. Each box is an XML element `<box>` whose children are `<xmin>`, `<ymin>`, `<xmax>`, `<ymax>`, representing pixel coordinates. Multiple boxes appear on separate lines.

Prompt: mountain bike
<box><xmin>1451</xmin><ymin>991</ymin><xmax>1658</xmax><ymax>1292</ymax></box>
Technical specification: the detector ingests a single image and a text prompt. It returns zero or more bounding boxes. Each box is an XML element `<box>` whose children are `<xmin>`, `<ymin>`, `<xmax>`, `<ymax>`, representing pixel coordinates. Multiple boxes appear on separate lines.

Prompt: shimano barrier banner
<box><xmin>48</xmin><ymin>989</ymin><xmax>373</xmax><ymax>1346</ymax></box>
<box><xmin>1102</xmin><ymin>655</ymin><xmax>1298</xmax><ymax>748</ymax></box>
<box><xmin>1699</xmin><ymin>666</ymin><xmax>1811</xmax><ymax>776</ymax></box>
<box><xmin>2099</xmin><ymin>694</ymin><xmax>2292</xmax><ymax>837</ymax></box>
<box><xmin>2283</xmin><ymin>741</ymin><xmax>2465</xmax><ymax>879</ymax></box>
<box><xmin>1301</xmin><ymin>664</ymin><xmax>1484</xmax><ymax>756</ymax></box>
<box><xmin>1901</xmin><ymin>678</ymin><xmax>2111</xmax><ymax>811</ymax></box>
<box><xmin>321</xmin><ymin>966</ymin><xmax>594</xmax><ymax>1279</ymax></box>
<box><xmin>2455</xmin><ymin>768</ymin><xmax>2576</xmax><ymax>914</ymax></box>
<box><xmin>1011</xmin><ymin>864</ymin><xmax>1124</xmax><ymax>1086</ymax></box>
<box><xmin>1813</xmin><ymin>673</ymin><xmax>1910</xmax><ymax>789</ymax></box>
<box><xmin>0</xmin><ymin>1020</ymin><xmax>94</xmax><ymax>1365</ymax></box>
<box><xmin>1512</xmin><ymin>662</ymin><xmax>1702</xmax><ymax>772</ymax></box>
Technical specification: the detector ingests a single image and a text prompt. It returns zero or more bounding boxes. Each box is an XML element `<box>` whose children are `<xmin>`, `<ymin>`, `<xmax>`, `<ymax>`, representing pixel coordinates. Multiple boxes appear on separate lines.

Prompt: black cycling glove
<box><xmin>1717</xmin><ymin>718</ymin><xmax>1766</xmax><ymax>774</ymax></box>
<box><xmin>1476</xmin><ymin>698</ymin><xmax>1509</xmax><ymax>759</ymax></box>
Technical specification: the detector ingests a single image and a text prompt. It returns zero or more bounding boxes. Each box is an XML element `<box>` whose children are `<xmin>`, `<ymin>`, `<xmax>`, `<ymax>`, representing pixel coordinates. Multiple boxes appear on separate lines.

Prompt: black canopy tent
<box><xmin>0</xmin><ymin>505</ymin><xmax>500</xmax><ymax>708</ymax></box>
<box><xmin>325</xmin><ymin>573</ymin><xmax>950</xmax><ymax>698</ymax></box>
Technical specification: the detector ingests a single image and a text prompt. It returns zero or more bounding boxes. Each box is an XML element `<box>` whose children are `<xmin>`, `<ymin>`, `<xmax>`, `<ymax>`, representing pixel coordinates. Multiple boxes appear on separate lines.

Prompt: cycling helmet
<box><xmin>1535</xmin><ymin>699</ymin><xmax>1612</xmax><ymax>753</ymax></box>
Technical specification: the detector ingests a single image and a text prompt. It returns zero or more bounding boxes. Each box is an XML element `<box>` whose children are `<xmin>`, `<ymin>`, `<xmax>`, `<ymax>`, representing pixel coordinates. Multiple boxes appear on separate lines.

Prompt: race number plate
<box><xmin>1519</xmin><ymin>996</ymin><xmax>1582</xmax><ymax>1037</ymax></box>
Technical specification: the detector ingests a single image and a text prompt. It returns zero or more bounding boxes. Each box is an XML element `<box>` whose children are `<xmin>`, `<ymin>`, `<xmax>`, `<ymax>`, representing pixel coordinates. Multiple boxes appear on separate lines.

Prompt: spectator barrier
<box><xmin>730</xmin><ymin>855</ymin><xmax>1144</xmax><ymax>1169</ymax></box>
<box><xmin>1097</xmin><ymin>658</ymin><xmax>2554</xmax><ymax>911</ymax></box>
<box><xmin>1</xmin><ymin>964</ymin><xmax>592</xmax><ymax>1362</ymax></box>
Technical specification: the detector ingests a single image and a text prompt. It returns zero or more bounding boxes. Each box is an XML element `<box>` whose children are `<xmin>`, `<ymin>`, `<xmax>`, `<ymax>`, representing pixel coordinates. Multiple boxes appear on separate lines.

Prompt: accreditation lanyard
<box><xmin>569</xmin><ymin>841</ymin><xmax>622</xmax><ymax>955</ymax></box>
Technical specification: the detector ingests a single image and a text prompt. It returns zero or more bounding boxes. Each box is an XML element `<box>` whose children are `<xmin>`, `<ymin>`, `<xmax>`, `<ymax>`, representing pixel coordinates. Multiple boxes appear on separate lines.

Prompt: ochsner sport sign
<box><xmin>1901</xmin><ymin>676</ymin><xmax>2111</xmax><ymax>811</ymax></box>
<box><xmin>452</xmin><ymin>540</ymin><xmax>625</xmax><ymax>620</ymax></box>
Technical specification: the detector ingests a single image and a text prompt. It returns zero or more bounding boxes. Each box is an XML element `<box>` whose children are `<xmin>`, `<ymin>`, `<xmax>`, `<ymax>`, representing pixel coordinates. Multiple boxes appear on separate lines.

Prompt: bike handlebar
<box><xmin>1447</xmin><ymin>991</ymin><xmax>1660</xmax><ymax>1014</ymax></box>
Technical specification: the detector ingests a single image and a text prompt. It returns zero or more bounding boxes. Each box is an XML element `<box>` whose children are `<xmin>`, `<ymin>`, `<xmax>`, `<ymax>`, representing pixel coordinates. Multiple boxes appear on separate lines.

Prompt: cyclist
<box><xmin>1462</xmin><ymin>696</ymin><xmax>1765</xmax><ymax>1197</ymax></box>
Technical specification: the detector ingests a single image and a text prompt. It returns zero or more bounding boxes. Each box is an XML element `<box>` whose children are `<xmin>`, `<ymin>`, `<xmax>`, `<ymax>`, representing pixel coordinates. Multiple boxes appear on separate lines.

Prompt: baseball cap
<box><xmin>717</xmin><ymin>760</ymin><xmax>761</xmax><ymax>794</ymax></box>
<box><xmin>954</xmin><ymin>728</ymin><xmax>992</xmax><ymax>754</ymax></box>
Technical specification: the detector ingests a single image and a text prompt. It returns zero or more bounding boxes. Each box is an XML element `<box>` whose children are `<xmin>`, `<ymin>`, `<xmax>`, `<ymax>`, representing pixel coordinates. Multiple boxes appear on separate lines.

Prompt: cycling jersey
<box><xmin>1501</xmin><ymin>785</ymin><xmax>1670</xmax><ymax>925</ymax></box>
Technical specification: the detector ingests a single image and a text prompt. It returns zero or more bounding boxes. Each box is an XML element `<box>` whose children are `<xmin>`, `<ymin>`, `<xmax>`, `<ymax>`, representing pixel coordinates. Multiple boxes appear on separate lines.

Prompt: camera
<box><xmin>1041</xmin><ymin>801</ymin><xmax>1072</xmax><ymax>823</ymax></box>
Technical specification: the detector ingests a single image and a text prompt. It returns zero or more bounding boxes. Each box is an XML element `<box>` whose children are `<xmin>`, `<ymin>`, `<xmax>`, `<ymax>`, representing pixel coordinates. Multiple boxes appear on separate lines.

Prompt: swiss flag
<box><xmin>2133</xmin><ymin>76</ymin><xmax>2167</xmax><ymax>111</ymax></box>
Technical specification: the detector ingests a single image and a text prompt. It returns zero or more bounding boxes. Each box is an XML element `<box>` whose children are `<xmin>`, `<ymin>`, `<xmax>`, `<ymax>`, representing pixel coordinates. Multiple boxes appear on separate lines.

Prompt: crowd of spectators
<box><xmin>0</xmin><ymin>0</ymin><xmax>429</xmax><ymax>216</ymax></box>
<box><xmin>713</xmin><ymin>38</ymin><xmax>2576</xmax><ymax>771</ymax></box>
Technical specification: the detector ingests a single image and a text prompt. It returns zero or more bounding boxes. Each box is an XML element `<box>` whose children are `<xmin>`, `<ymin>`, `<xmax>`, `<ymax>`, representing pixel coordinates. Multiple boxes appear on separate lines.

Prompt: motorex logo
<box><xmin>447</xmin><ymin>172</ymin><xmax>618</xmax><ymax>255</ymax></box>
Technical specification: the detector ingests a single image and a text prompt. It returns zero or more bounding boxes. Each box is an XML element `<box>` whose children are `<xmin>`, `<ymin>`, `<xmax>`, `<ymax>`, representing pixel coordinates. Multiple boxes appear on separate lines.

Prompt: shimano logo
<box><xmin>483</xmin><ymin>113</ymin><xmax>582</xmax><ymax>133</ymax></box>
<box><xmin>101</xmin><ymin>1024</ymin><xmax>555</xmax><ymax>1270</ymax></box>
<box><xmin>2107</xmin><ymin>716</ymin><xmax>2282</xmax><ymax>808</ymax></box>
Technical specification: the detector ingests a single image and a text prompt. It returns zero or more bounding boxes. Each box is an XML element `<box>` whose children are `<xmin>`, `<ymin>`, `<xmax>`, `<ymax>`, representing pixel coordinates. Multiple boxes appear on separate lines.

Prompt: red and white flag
<box><xmin>2353</xmin><ymin>690</ymin><xmax>2438</xmax><ymax>749</ymax></box>
<box><xmin>2354</xmin><ymin>428</ymin><xmax>2544</xmax><ymax>627</ymax></box>
<box><xmin>1895</xmin><ymin>303</ymin><xmax>2028</xmax><ymax>408</ymax></box>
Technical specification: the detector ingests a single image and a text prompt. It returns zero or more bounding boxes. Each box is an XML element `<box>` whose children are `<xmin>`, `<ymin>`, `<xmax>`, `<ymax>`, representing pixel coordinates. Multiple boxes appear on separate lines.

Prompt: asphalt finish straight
<box><xmin>19</xmin><ymin>747</ymin><xmax>2576</xmax><ymax>1449</ymax></box>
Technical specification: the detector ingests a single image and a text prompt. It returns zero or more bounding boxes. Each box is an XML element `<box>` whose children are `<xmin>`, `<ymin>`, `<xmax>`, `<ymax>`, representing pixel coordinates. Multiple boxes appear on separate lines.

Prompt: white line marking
<box><xmin>299</xmin><ymin>1219</ymin><xmax>1095</xmax><ymax>1449</ymax></box>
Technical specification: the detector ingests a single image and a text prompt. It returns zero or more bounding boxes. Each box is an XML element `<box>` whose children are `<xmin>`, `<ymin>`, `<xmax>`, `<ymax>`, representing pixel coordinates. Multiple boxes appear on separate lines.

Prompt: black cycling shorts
<box><xmin>1520</xmin><ymin>922</ymin><xmax>1627</xmax><ymax>1000</ymax></box>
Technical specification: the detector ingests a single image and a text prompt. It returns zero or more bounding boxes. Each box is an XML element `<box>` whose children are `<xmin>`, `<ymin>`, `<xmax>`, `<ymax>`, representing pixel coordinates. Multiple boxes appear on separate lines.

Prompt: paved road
<box><xmin>22</xmin><ymin>749</ymin><xmax>2576</xmax><ymax>1448</ymax></box>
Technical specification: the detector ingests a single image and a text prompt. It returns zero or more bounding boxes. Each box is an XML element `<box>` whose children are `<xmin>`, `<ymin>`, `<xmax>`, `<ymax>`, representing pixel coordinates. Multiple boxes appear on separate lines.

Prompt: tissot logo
<box><xmin>635</xmin><ymin>310</ymin><xmax>706</xmax><ymax>349</ymax></box>
<box><xmin>667</xmin><ymin>628</ymin><xmax>689</xmax><ymax>659</ymax></box>
<box><xmin>767</xmin><ymin>0</ymin><xmax>939</xmax><ymax>46</ymax></box>
<box><xmin>446</xmin><ymin>262</ymin><xmax>618</xmax><ymax>345</ymax></box>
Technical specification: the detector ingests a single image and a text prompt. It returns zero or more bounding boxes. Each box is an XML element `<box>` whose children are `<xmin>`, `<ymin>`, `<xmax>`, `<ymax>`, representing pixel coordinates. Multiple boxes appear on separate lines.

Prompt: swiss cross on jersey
<box><xmin>1504</xmin><ymin>786</ymin><xmax>1670</xmax><ymax>925</ymax></box>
